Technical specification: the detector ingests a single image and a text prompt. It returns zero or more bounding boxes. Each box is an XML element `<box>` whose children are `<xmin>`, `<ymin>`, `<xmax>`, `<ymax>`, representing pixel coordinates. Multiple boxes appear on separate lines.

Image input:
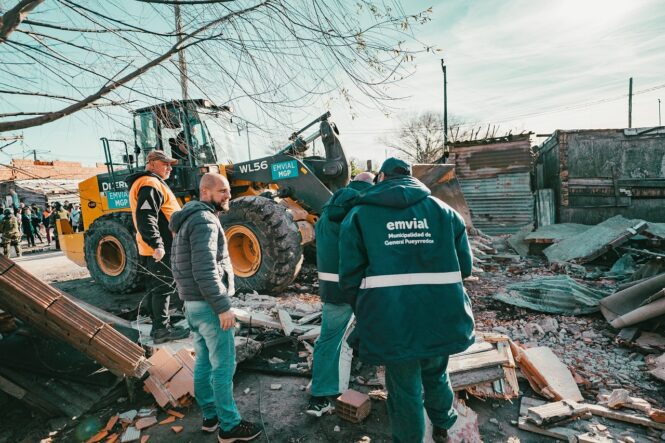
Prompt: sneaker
<box><xmin>202</xmin><ymin>416</ymin><xmax>219</xmax><ymax>433</ymax></box>
<box><xmin>432</xmin><ymin>426</ymin><xmax>450</xmax><ymax>443</ymax></box>
<box><xmin>305</xmin><ymin>396</ymin><xmax>332</xmax><ymax>417</ymax></box>
<box><xmin>217</xmin><ymin>420</ymin><xmax>261</xmax><ymax>442</ymax></box>
<box><xmin>151</xmin><ymin>325</ymin><xmax>190</xmax><ymax>344</ymax></box>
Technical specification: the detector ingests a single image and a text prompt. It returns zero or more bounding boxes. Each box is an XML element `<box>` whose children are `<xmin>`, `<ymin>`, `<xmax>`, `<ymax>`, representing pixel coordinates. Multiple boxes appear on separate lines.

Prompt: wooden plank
<box><xmin>231</xmin><ymin>308</ymin><xmax>281</xmax><ymax>330</ymax></box>
<box><xmin>450</xmin><ymin>365</ymin><xmax>504</xmax><ymax>391</ymax></box>
<box><xmin>517</xmin><ymin>417</ymin><xmax>580</xmax><ymax>440</ymax></box>
<box><xmin>278</xmin><ymin>309</ymin><xmax>295</xmax><ymax>336</ymax></box>
<box><xmin>451</xmin><ymin>341</ymin><xmax>494</xmax><ymax>358</ymax></box>
<box><xmin>295</xmin><ymin>311</ymin><xmax>322</xmax><ymax>325</ymax></box>
<box><xmin>527</xmin><ymin>400</ymin><xmax>588</xmax><ymax>426</ymax></box>
<box><xmin>297</xmin><ymin>326</ymin><xmax>321</xmax><ymax>342</ymax></box>
<box><xmin>586</xmin><ymin>404</ymin><xmax>665</xmax><ymax>431</ymax></box>
<box><xmin>0</xmin><ymin>374</ymin><xmax>26</xmax><ymax>399</ymax></box>
<box><xmin>449</xmin><ymin>349</ymin><xmax>509</xmax><ymax>374</ymax></box>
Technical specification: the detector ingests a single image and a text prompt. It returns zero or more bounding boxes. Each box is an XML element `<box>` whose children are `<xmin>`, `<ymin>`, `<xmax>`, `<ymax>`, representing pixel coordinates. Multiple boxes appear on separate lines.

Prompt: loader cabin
<box><xmin>132</xmin><ymin>99</ymin><xmax>237</xmax><ymax>169</ymax></box>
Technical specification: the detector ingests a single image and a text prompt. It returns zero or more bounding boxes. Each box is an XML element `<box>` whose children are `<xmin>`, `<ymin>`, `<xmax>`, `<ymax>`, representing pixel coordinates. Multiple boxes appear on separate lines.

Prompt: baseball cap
<box><xmin>146</xmin><ymin>150</ymin><xmax>178</xmax><ymax>165</ymax></box>
<box><xmin>379</xmin><ymin>157</ymin><xmax>411</xmax><ymax>176</ymax></box>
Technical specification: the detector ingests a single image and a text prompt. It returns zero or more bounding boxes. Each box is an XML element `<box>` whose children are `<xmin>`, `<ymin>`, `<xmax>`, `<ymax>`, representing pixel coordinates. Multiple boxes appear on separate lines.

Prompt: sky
<box><xmin>2</xmin><ymin>0</ymin><xmax>665</xmax><ymax>167</ymax></box>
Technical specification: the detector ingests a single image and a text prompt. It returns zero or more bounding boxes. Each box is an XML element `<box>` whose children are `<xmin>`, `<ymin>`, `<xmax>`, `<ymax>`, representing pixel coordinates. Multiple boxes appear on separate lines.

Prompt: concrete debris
<box><xmin>544</xmin><ymin>216</ymin><xmax>648</xmax><ymax>263</ymax></box>
<box><xmin>494</xmin><ymin>275</ymin><xmax>609</xmax><ymax>315</ymax></box>
<box><xmin>446</xmin><ymin>399</ymin><xmax>482</xmax><ymax>443</ymax></box>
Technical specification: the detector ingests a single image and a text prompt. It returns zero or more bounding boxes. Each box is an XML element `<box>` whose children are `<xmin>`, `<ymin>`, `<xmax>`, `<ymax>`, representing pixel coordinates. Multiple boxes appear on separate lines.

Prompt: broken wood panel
<box><xmin>450</xmin><ymin>365</ymin><xmax>505</xmax><ymax>391</ymax></box>
<box><xmin>448</xmin><ymin>349</ymin><xmax>509</xmax><ymax>374</ymax></box>
<box><xmin>516</xmin><ymin>346</ymin><xmax>583</xmax><ymax>402</ymax></box>
<box><xmin>0</xmin><ymin>256</ymin><xmax>148</xmax><ymax>378</ymax></box>
<box><xmin>527</xmin><ymin>400</ymin><xmax>589</xmax><ymax>426</ymax></box>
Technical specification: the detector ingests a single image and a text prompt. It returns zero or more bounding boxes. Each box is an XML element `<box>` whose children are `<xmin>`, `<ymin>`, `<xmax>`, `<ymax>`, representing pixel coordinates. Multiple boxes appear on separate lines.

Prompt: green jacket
<box><xmin>316</xmin><ymin>180</ymin><xmax>372</xmax><ymax>304</ymax></box>
<box><xmin>1</xmin><ymin>215</ymin><xmax>21</xmax><ymax>239</ymax></box>
<box><xmin>339</xmin><ymin>176</ymin><xmax>475</xmax><ymax>364</ymax></box>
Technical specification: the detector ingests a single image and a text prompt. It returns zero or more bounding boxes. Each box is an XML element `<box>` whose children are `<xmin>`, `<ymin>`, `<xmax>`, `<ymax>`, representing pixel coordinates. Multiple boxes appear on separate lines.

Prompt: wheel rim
<box><xmin>226</xmin><ymin>225</ymin><xmax>261</xmax><ymax>277</ymax></box>
<box><xmin>96</xmin><ymin>235</ymin><xmax>126</xmax><ymax>277</ymax></box>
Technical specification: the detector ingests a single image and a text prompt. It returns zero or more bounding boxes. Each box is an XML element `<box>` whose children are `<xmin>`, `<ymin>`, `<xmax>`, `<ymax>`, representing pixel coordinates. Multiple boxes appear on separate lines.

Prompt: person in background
<box><xmin>70</xmin><ymin>204</ymin><xmax>82</xmax><ymax>233</ymax></box>
<box><xmin>30</xmin><ymin>206</ymin><xmax>44</xmax><ymax>244</ymax></box>
<box><xmin>306</xmin><ymin>172</ymin><xmax>375</xmax><ymax>417</ymax></box>
<box><xmin>50</xmin><ymin>202</ymin><xmax>69</xmax><ymax>250</ymax></box>
<box><xmin>42</xmin><ymin>204</ymin><xmax>52</xmax><ymax>246</ymax></box>
<box><xmin>21</xmin><ymin>207</ymin><xmax>36</xmax><ymax>247</ymax></box>
<box><xmin>9</xmin><ymin>188</ymin><xmax>19</xmax><ymax>210</ymax></box>
<box><xmin>1</xmin><ymin>208</ymin><xmax>22</xmax><ymax>257</ymax></box>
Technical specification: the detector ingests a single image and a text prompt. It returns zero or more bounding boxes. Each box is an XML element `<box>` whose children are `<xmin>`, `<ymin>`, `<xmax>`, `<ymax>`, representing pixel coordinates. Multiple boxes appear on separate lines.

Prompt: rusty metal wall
<box><xmin>535</xmin><ymin>128</ymin><xmax>665</xmax><ymax>225</ymax></box>
<box><xmin>453</xmin><ymin>137</ymin><xmax>534</xmax><ymax>235</ymax></box>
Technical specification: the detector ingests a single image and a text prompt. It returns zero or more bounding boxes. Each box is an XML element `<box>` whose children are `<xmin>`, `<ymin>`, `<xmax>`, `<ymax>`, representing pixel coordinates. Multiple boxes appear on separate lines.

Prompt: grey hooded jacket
<box><xmin>169</xmin><ymin>200</ymin><xmax>234</xmax><ymax>314</ymax></box>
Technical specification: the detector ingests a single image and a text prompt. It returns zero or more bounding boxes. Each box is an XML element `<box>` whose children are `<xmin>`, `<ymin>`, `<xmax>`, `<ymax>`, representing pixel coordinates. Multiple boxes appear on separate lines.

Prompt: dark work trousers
<box><xmin>144</xmin><ymin>254</ymin><xmax>175</xmax><ymax>331</ymax></box>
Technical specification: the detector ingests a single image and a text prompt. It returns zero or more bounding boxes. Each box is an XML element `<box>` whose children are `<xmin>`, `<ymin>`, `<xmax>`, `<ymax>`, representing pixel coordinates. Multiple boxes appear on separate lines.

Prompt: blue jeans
<box><xmin>385</xmin><ymin>356</ymin><xmax>457</xmax><ymax>443</ymax></box>
<box><xmin>184</xmin><ymin>301</ymin><xmax>241</xmax><ymax>432</ymax></box>
<box><xmin>310</xmin><ymin>303</ymin><xmax>354</xmax><ymax>397</ymax></box>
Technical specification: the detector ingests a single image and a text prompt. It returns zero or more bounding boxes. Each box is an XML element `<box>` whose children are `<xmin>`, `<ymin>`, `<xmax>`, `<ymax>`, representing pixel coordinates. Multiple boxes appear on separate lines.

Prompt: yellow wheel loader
<box><xmin>57</xmin><ymin>99</ymin><xmax>471</xmax><ymax>295</ymax></box>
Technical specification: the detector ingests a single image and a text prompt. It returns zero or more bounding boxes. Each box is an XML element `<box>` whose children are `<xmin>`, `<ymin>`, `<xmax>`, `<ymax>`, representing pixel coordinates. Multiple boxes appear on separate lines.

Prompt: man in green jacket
<box><xmin>306</xmin><ymin>172</ymin><xmax>374</xmax><ymax>417</ymax></box>
<box><xmin>339</xmin><ymin>158</ymin><xmax>475</xmax><ymax>443</ymax></box>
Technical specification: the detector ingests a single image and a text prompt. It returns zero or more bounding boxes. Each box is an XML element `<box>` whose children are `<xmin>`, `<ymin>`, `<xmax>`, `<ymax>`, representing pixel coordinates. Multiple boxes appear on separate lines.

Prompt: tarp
<box><xmin>494</xmin><ymin>275</ymin><xmax>609</xmax><ymax>315</ymax></box>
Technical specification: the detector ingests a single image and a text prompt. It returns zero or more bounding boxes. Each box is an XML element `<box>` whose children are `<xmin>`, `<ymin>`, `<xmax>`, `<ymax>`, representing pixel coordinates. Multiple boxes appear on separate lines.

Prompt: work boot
<box><xmin>432</xmin><ymin>426</ymin><xmax>450</xmax><ymax>443</ymax></box>
<box><xmin>217</xmin><ymin>420</ymin><xmax>261</xmax><ymax>443</ymax></box>
<box><xmin>151</xmin><ymin>325</ymin><xmax>190</xmax><ymax>344</ymax></box>
<box><xmin>202</xmin><ymin>416</ymin><xmax>219</xmax><ymax>433</ymax></box>
<box><xmin>305</xmin><ymin>396</ymin><xmax>333</xmax><ymax>417</ymax></box>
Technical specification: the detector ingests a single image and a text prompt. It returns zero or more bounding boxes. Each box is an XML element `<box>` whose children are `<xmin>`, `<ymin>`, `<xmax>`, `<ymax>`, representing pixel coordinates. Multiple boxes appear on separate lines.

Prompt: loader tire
<box><xmin>84</xmin><ymin>212</ymin><xmax>144</xmax><ymax>293</ymax></box>
<box><xmin>221</xmin><ymin>196</ymin><xmax>303</xmax><ymax>295</ymax></box>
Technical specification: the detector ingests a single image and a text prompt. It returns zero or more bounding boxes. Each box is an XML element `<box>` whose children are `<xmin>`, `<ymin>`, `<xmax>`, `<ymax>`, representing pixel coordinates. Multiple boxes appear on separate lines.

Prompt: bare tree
<box><xmin>0</xmin><ymin>0</ymin><xmax>436</xmax><ymax>133</ymax></box>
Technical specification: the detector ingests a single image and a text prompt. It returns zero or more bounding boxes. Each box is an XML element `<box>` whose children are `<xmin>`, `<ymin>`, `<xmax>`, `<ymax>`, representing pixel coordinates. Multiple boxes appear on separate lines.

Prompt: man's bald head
<box><xmin>353</xmin><ymin>172</ymin><xmax>375</xmax><ymax>184</ymax></box>
<box><xmin>199</xmin><ymin>173</ymin><xmax>231</xmax><ymax>212</ymax></box>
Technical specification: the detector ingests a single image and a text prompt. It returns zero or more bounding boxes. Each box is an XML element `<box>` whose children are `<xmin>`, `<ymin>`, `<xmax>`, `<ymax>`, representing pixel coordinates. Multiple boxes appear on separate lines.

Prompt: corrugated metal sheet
<box><xmin>535</xmin><ymin>189</ymin><xmax>555</xmax><ymax>227</ymax></box>
<box><xmin>494</xmin><ymin>275</ymin><xmax>609</xmax><ymax>315</ymax></box>
<box><xmin>453</xmin><ymin>138</ymin><xmax>533</xmax><ymax>180</ymax></box>
<box><xmin>460</xmin><ymin>172</ymin><xmax>533</xmax><ymax>235</ymax></box>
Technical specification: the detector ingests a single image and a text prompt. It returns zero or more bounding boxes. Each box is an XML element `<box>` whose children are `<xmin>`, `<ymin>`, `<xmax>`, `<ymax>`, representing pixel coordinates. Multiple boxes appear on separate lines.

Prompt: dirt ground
<box><xmin>1</xmin><ymin>246</ymin><xmax>664</xmax><ymax>442</ymax></box>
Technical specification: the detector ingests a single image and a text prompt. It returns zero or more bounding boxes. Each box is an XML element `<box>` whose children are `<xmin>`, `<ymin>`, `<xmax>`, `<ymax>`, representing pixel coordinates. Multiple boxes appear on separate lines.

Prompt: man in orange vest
<box><xmin>127</xmin><ymin>150</ymin><xmax>190</xmax><ymax>344</ymax></box>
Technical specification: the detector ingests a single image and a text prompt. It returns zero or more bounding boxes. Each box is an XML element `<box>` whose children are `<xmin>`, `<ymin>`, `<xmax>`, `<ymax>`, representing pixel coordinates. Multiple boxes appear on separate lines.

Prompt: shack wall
<box><xmin>535</xmin><ymin>128</ymin><xmax>665</xmax><ymax>224</ymax></box>
<box><xmin>453</xmin><ymin>137</ymin><xmax>534</xmax><ymax>235</ymax></box>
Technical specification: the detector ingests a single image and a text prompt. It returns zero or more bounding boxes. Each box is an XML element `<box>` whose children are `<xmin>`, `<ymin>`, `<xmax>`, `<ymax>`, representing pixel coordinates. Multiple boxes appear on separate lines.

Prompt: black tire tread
<box><xmin>84</xmin><ymin>212</ymin><xmax>144</xmax><ymax>293</ymax></box>
<box><xmin>221</xmin><ymin>196</ymin><xmax>303</xmax><ymax>294</ymax></box>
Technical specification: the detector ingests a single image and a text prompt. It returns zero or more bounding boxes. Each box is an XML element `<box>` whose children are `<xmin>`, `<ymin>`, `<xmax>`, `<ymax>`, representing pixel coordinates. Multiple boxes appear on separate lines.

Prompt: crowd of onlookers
<box><xmin>0</xmin><ymin>187</ymin><xmax>83</xmax><ymax>257</ymax></box>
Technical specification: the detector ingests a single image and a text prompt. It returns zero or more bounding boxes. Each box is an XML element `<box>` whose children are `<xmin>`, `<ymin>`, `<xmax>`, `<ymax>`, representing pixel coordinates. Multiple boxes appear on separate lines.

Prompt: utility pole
<box><xmin>659</xmin><ymin>99</ymin><xmax>662</xmax><ymax>126</ymax></box>
<box><xmin>246</xmin><ymin>124</ymin><xmax>251</xmax><ymax>160</ymax></box>
<box><xmin>628</xmin><ymin>77</ymin><xmax>633</xmax><ymax>128</ymax></box>
<box><xmin>174</xmin><ymin>5</ymin><xmax>189</xmax><ymax>101</ymax></box>
<box><xmin>440</xmin><ymin>59</ymin><xmax>448</xmax><ymax>157</ymax></box>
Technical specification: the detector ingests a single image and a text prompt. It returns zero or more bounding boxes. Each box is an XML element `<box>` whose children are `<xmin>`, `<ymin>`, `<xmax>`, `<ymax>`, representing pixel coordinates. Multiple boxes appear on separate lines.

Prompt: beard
<box><xmin>212</xmin><ymin>200</ymin><xmax>230</xmax><ymax>212</ymax></box>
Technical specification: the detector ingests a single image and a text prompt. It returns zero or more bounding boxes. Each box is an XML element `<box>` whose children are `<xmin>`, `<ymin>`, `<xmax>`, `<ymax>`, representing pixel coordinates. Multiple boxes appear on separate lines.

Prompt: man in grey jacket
<box><xmin>170</xmin><ymin>173</ymin><xmax>261</xmax><ymax>442</ymax></box>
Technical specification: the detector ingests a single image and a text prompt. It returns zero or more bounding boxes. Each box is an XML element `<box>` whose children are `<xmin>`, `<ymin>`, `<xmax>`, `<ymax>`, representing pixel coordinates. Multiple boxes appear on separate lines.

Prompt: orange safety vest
<box><xmin>129</xmin><ymin>176</ymin><xmax>180</xmax><ymax>256</ymax></box>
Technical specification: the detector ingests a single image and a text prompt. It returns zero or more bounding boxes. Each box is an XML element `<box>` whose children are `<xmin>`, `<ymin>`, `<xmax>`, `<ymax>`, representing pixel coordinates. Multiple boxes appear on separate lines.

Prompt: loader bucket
<box><xmin>413</xmin><ymin>164</ymin><xmax>473</xmax><ymax>229</ymax></box>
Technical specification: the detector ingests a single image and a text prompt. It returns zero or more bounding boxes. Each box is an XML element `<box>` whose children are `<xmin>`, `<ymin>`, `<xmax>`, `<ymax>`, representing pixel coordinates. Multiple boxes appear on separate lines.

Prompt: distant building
<box><xmin>0</xmin><ymin>159</ymin><xmax>107</xmax><ymax>207</ymax></box>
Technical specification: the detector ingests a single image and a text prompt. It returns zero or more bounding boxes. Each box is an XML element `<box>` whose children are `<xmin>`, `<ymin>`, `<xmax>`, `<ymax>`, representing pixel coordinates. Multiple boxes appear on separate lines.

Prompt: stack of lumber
<box><xmin>0</xmin><ymin>255</ymin><xmax>149</xmax><ymax>378</ymax></box>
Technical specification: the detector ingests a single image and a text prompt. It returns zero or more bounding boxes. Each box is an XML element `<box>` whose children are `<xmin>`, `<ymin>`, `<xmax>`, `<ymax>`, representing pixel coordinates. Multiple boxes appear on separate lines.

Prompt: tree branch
<box><xmin>0</xmin><ymin>0</ymin><xmax>45</xmax><ymax>42</ymax></box>
<box><xmin>0</xmin><ymin>1</ymin><xmax>271</xmax><ymax>132</ymax></box>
